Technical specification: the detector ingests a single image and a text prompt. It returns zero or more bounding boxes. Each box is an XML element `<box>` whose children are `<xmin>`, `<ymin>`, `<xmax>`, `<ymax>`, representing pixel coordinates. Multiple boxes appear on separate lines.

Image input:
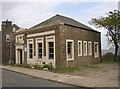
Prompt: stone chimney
<box><xmin>2</xmin><ymin>19</ymin><xmax>12</xmax><ymax>31</ymax></box>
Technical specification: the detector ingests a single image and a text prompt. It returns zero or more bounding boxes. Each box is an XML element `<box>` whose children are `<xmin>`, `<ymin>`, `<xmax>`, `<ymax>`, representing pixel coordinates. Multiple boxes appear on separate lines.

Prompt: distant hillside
<box><xmin>102</xmin><ymin>48</ymin><xmax>115</xmax><ymax>56</ymax></box>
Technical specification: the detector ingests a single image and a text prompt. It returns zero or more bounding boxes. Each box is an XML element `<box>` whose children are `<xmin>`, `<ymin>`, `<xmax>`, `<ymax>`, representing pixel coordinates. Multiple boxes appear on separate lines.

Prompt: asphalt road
<box><xmin>2</xmin><ymin>69</ymin><xmax>76</xmax><ymax>87</ymax></box>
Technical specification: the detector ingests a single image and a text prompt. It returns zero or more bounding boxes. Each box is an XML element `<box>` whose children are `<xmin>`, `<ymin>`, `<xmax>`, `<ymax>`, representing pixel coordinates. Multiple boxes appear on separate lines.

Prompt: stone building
<box><xmin>14</xmin><ymin>14</ymin><xmax>101</xmax><ymax>67</ymax></box>
<box><xmin>0</xmin><ymin>31</ymin><xmax>2</xmax><ymax>64</ymax></box>
<box><xmin>1</xmin><ymin>20</ymin><xmax>20</xmax><ymax>65</ymax></box>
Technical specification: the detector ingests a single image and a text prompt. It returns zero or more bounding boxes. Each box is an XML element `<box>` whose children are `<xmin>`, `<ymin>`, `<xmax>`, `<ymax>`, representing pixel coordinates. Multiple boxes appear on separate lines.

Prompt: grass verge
<box><xmin>51</xmin><ymin>65</ymin><xmax>101</xmax><ymax>73</ymax></box>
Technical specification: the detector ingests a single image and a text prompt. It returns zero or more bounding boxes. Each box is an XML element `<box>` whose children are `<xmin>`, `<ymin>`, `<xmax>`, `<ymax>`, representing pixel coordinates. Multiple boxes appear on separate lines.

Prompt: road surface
<box><xmin>2</xmin><ymin>69</ymin><xmax>75</xmax><ymax>87</ymax></box>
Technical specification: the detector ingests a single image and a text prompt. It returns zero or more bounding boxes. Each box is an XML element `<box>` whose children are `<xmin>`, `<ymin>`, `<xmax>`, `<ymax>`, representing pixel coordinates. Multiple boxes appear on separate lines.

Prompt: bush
<box><xmin>15</xmin><ymin>64</ymin><xmax>31</xmax><ymax>68</ymax></box>
<box><xmin>15</xmin><ymin>64</ymin><xmax>22</xmax><ymax>67</ymax></box>
<box><xmin>14</xmin><ymin>63</ymin><xmax>53</xmax><ymax>70</ymax></box>
<box><xmin>22</xmin><ymin>64</ymin><xmax>31</xmax><ymax>68</ymax></box>
<box><xmin>34</xmin><ymin>64</ymin><xmax>43</xmax><ymax>70</ymax></box>
<box><xmin>102</xmin><ymin>52</ymin><xmax>114</xmax><ymax>63</ymax></box>
<box><xmin>42</xmin><ymin>64</ymin><xmax>53</xmax><ymax>70</ymax></box>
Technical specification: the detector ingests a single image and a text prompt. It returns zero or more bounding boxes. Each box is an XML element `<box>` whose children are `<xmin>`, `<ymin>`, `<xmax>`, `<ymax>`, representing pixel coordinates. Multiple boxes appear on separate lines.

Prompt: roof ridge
<box><xmin>28</xmin><ymin>14</ymin><xmax>99</xmax><ymax>33</ymax></box>
<box><xmin>54</xmin><ymin>14</ymin><xmax>96</xmax><ymax>31</ymax></box>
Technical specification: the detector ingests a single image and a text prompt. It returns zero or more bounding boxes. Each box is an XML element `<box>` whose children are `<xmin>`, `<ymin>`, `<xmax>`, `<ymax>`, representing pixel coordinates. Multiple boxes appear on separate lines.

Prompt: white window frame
<box><xmin>88</xmin><ymin>41</ymin><xmax>92</xmax><ymax>55</ymax></box>
<box><xmin>83</xmin><ymin>41</ymin><xmax>87</xmax><ymax>56</ymax></box>
<box><xmin>66</xmin><ymin>39</ymin><xmax>74</xmax><ymax>61</ymax></box>
<box><xmin>6</xmin><ymin>34</ymin><xmax>10</xmax><ymax>42</ymax></box>
<box><xmin>78</xmin><ymin>40</ymin><xmax>82</xmax><ymax>56</ymax></box>
<box><xmin>94</xmin><ymin>42</ymin><xmax>99</xmax><ymax>58</ymax></box>
<box><xmin>36</xmin><ymin>37</ymin><xmax>43</xmax><ymax>60</ymax></box>
<box><xmin>27</xmin><ymin>39</ymin><xmax>34</xmax><ymax>60</ymax></box>
<box><xmin>46</xmin><ymin>36</ymin><xmax>55</xmax><ymax>60</ymax></box>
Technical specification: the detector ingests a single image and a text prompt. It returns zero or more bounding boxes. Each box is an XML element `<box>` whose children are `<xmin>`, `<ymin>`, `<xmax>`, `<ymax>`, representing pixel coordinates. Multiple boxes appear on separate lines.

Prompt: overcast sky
<box><xmin>1</xmin><ymin>0</ymin><xmax>119</xmax><ymax>49</ymax></box>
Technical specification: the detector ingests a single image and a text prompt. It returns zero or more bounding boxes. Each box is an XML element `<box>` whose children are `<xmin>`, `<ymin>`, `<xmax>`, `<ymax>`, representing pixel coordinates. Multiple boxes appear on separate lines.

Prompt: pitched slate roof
<box><xmin>29</xmin><ymin>14</ymin><xmax>99</xmax><ymax>32</ymax></box>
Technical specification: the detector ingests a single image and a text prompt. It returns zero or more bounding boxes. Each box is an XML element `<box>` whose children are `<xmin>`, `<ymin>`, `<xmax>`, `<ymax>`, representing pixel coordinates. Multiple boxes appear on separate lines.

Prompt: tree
<box><xmin>89</xmin><ymin>10</ymin><xmax>120</xmax><ymax>62</ymax></box>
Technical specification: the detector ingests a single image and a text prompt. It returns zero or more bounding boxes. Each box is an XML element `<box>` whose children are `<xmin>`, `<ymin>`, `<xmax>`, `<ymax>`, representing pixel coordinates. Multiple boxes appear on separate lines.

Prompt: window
<box><xmin>17</xmin><ymin>37</ymin><xmax>19</xmax><ymax>41</ymax></box>
<box><xmin>88</xmin><ymin>42</ymin><xmax>92</xmax><ymax>55</ymax></box>
<box><xmin>19</xmin><ymin>37</ymin><xmax>22</xmax><ymax>39</ymax></box>
<box><xmin>29</xmin><ymin>44</ymin><xmax>33</xmax><ymax>58</ymax></box>
<box><xmin>27</xmin><ymin>39</ymin><xmax>34</xmax><ymax>60</ymax></box>
<box><xmin>13</xmin><ymin>27</ymin><xmax>16</xmax><ymax>32</ymax></box>
<box><xmin>68</xmin><ymin>42</ymin><xmax>72</xmax><ymax>59</ymax></box>
<box><xmin>38</xmin><ymin>43</ymin><xmax>42</xmax><ymax>59</ymax></box>
<box><xmin>48</xmin><ymin>42</ymin><xmax>54</xmax><ymax>59</ymax></box>
<box><xmin>83</xmin><ymin>41</ymin><xmax>87</xmax><ymax>56</ymax></box>
<box><xmin>6</xmin><ymin>34</ymin><xmax>10</xmax><ymax>42</ymax></box>
<box><xmin>78</xmin><ymin>41</ymin><xmax>82</xmax><ymax>56</ymax></box>
<box><xmin>16</xmin><ymin>34</ymin><xmax>24</xmax><ymax>42</ymax></box>
<box><xmin>94</xmin><ymin>42</ymin><xmax>99</xmax><ymax>57</ymax></box>
<box><xmin>66</xmin><ymin>40</ymin><xmax>74</xmax><ymax>61</ymax></box>
<box><xmin>46</xmin><ymin>36</ymin><xmax>55</xmax><ymax>60</ymax></box>
<box><xmin>36</xmin><ymin>38</ymin><xmax>43</xmax><ymax>60</ymax></box>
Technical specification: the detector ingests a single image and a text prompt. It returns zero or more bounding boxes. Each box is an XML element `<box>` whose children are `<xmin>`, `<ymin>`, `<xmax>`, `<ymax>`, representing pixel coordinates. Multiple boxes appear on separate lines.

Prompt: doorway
<box><xmin>19</xmin><ymin>49</ymin><xmax>22</xmax><ymax>64</ymax></box>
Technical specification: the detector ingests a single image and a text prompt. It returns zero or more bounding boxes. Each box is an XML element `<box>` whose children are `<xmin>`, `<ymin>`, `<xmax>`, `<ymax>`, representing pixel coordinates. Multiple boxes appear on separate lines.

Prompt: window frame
<box><xmin>48</xmin><ymin>42</ymin><xmax>54</xmax><ymax>59</ymax></box>
<box><xmin>46</xmin><ymin>36</ymin><xmax>55</xmax><ymax>60</ymax></box>
<box><xmin>88</xmin><ymin>41</ymin><xmax>92</xmax><ymax>55</ymax></box>
<box><xmin>83</xmin><ymin>41</ymin><xmax>87</xmax><ymax>56</ymax></box>
<box><xmin>6</xmin><ymin>34</ymin><xmax>10</xmax><ymax>42</ymax></box>
<box><xmin>27</xmin><ymin>39</ymin><xmax>34</xmax><ymax>60</ymax></box>
<box><xmin>13</xmin><ymin>27</ymin><xmax>16</xmax><ymax>32</ymax></box>
<box><xmin>66</xmin><ymin>39</ymin><xmax>74</xmax><ymax>61</ymax></box>
<box><xmin>36</xmin><ymin>37</ymin><xmax>43</xmax><ymax>60</ymax></box>
<box><xmin>29</xmin><ymin>44</ymin><xmax>33</xmax><ymax>59</ymax></box>
<box><xmin>78</xmin><ymin>40</ymin><xmax>82</xmax><ymax>56</ymax></box>
<box><xmin>94</xmin><ymin>42</ymin><xmax>99</xmax><ymax>58</ymax></box>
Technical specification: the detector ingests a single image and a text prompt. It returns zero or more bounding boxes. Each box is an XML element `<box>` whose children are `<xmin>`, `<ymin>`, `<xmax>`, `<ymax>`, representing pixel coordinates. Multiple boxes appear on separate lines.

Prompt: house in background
<box><xmin>1</xmin><ymin>20</ymin><xmax>20</xmax><ymax>65</ymax></box>
<box><xmin>14</xmin><ymin>14</ymin><xmax>101</xmax><ymax>68</ymax></box>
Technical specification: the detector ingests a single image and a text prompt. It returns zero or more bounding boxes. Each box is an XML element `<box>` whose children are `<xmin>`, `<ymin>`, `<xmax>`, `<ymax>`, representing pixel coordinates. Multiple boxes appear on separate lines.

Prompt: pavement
<box><xmin>0</xmin><ymin>65</ymin><xmax>118</xmax><ymax>88</ymax></box>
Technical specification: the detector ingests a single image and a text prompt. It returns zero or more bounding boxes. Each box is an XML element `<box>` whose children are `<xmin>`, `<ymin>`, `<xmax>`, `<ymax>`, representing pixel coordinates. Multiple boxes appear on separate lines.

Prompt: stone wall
<box><xmin>1</xmin><ymin>20</ymin><xmax>19</xmax><ymax>65</ymax></box>
<box><xmin>57</xmin><ymin>24</ymin><xmax>101</xmax><ymax>67</ymax></box>
<box><xmin>0</xmin><ymin>31</ymin><xmax>2</xmax><ymax>64</ymax></box>
<box><xmin>14</xmin><ymin>24</ymin><xmax>101</xmax><ymax>68</ymax></box>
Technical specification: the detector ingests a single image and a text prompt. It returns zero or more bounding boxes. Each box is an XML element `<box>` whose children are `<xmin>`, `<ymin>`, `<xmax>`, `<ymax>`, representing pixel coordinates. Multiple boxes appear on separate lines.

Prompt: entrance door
<box><xmin>20</xmin><ymin>50</ymin><xmax>22</xmax><ymax>64</ymax></box>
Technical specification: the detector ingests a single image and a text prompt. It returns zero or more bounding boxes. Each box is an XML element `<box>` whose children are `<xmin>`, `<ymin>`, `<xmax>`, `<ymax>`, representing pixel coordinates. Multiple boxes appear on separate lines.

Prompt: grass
<box><xmin>51</xmin><ymin>67</ymin><xmax>80</xmax><ymax>73</ymax></box>
<box><xmin>80</xmin><ymin>65</ymin><xmax>101</xmax><ymax>71</ymax></box>
<box><xmin>102</xmin><ymin>61</ymin><xmax>116</xmax><ymax>64</ymax></box>
<box><xmin>51</xmin><ymin>65</ymin><xmax>101</xmax><ymax>73</ymax></box>
<box><xmin>51</xmin><ymin>57</ymin><xmax>118</xmax><ymax>74</ymax></box>
<box><xmin>51</xmin><ymin>61</ymin><xmax>118</xmax><ymax>74</ymax></box>
<box><xmin>14</xmin><ymin>58</ymin><xmax>118</xmax><ymax>74</ymax></box>
<box><xmin>51</xmin><ymin>60</ymin><xmax>117</xmax><ymax>73</ymax></box>
<box><xmin>102</xmin><ymin>58</ymin><xmax>118</xmax><ymax>64</ymax></box>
